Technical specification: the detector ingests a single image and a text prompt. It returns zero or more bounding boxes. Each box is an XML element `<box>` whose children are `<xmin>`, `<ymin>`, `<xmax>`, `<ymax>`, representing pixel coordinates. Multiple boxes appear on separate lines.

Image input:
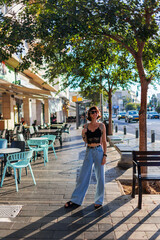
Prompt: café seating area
<box><xmin>0</xmin><ymin>122</ymin><xmax>71</xmax><ymax>192</ymax></box>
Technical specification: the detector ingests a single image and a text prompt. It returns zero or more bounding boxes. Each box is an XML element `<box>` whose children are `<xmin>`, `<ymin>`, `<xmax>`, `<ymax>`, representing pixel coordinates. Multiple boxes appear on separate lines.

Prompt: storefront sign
<box><xmin>72</xmin><ymin>96</ymin><xmax>82</xmax><ymax>102</ymax></box>
<box><xmin>72</xmin><ymin>96</ymin><xmax>77</xmax><ymax>102</ymax></box>
<box><xmin>77</xmin><ymin>97</ymin><xmax>82</xmax><ymax>101</ymax></box>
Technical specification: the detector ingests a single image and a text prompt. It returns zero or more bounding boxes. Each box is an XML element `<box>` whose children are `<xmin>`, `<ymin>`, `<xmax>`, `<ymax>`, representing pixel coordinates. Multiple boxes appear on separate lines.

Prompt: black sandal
<box><xmin>64</xmin><ymin>201</ymin><xmax>80</xmax><ymax>208</ymax></box>
<box><xmin>94</xmin><ymin>204</ymin><xmax>102</xmax><ymax>209</ymax></box>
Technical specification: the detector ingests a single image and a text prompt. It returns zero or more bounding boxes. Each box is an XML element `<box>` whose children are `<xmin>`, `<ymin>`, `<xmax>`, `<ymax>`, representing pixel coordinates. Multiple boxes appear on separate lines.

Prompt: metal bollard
<box><xmin>115</xmin><ymin>124</ymin><xmax>118</xmax><ymax>133</ymax></box>
<box><xmin>124</xmin><ymin>126</ymin><xmax>127</xmax><ymax>135</ymax></box>
<box><xmin>135</xmin><ymin>128</ymin><xmax>139</xmax><ymax>138</ymax></box>
<box><xmin>151</xmin><ymin>130</ymin><xmax>155</xmax><ymax>142</ymax></box>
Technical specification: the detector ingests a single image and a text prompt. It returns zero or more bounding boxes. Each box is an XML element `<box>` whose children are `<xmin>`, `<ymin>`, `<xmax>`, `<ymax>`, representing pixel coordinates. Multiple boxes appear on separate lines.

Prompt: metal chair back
<box><xmin>0</xmin><ymin>151</ymin><xmax>36</xmax><ymax>192</ymax></box>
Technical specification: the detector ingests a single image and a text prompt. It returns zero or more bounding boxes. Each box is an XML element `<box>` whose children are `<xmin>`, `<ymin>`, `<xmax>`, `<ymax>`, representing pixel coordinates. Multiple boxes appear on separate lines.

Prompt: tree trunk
<box><xmin>139</xmin><ymin>80</ymin><xmax>148</xmax><ymax>151</ymax></box>
<box><xmin>136</xmin><ymin>56</ymin><xmax>150</xmax><ymax>192</ymax></box>
<box><xmin>108</xmin><ymin>90</ymin><xmax>112</xmax><ymax>135</ymax></box>
<box><xmin>135</xmin><ymin>56</ymin><xmax>150</xmax><ymax>151</ymax></box>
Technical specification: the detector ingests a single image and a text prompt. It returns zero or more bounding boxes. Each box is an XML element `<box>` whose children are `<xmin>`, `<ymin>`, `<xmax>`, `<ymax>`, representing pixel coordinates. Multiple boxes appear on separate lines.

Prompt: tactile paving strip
<box><xmin>0</xmin><ymin>205</ymin><xmax>22</xmax><ymax>218</ymax></box>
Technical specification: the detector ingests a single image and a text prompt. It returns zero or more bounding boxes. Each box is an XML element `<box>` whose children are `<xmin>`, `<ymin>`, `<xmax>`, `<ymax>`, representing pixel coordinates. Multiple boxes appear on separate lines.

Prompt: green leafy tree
<box><xmin>0</xmin><ymin>1</ymin><xmax>35</xmax><ymax>61</ymax></box>
<box><xmin>2</xmin><ymin>1</ymin><xmax>159</xmax><ymax>151</ymax></box>
<box><xmin>44</xmin><ymin>39</ymin><xmax>136</xmax><ymax>134</ymax></box>
<box><xmin>156</xmin><ymin>105</ymin><xmax>160</xmax><ymax>113</ymax></box>
<box><xmin>79</xmin><ymin>87</ymin><xmax>101</xmax><ymax>106</ymax></box>
<box><xmin>125</xmin><ymin>103</ymin><xmax>138</xmax><ymax>111</ymax></box>
<box><xmin>19</xmin><ymin>0</ymin><xmax>160</xmax><ymax>152</ymax></box>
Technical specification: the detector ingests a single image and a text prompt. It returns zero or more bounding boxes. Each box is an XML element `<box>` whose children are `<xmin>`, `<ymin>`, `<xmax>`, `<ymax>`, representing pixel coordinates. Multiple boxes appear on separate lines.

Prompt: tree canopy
<box><xmin>44</xmin><ymin>37</ymin><xmax>137</xmax><ymax>133</ymax></box>
<box><xmin>0</xmin><ymin>1</ymin><xmax>36</xmax><ymax>61</ymax></box>
<box><xmin>1</xmin><ymin>0</ymin><xmax>160</xmax><ymax>150</ymax></box>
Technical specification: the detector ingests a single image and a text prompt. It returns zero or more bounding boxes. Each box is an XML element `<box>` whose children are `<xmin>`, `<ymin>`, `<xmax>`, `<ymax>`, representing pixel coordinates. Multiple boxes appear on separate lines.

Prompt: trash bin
<box><xmin>103</xmin><ymin>120</ymin><xmax>109</xmax><ymax>136</ymax></box>
<box><xmin>103</xmin><ymin>120</ymin><xmax>114</xmax><ymax>136</ymax></box>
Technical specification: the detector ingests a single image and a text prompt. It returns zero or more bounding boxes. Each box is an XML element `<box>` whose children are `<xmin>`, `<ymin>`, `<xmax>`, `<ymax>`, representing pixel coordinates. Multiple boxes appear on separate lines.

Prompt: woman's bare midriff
<box><xmin>87</xmin><ymin>143</ymin><xmax>101</xmax><ymax>147</ymax></box>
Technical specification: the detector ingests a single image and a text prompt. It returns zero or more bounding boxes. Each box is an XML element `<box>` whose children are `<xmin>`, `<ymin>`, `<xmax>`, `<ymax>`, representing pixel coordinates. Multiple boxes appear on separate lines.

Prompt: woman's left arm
<box><xmin>101</xmin><ymin>123</ymin><xmax>107</xmax><ymax>165</ymax></box>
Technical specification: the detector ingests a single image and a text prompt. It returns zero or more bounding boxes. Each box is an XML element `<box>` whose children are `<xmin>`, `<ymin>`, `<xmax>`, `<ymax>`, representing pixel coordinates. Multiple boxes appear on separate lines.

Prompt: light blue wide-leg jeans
<box><xmin>71</xmin><ymin>145</ymin><xmax>104</xmax><ymax>205</ymax></box>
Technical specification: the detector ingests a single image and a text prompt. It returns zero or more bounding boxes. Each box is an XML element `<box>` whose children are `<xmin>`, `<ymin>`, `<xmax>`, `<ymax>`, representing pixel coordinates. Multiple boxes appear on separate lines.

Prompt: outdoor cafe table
<box><xmin>28</xmin><ymin>137</ymin><xmax>49</xmax><ymax>162</ymax></box>
<box><xmin>0</xmin><ymin>148</ymin><xmax>21</xmax><ymax>178</ymax></box>
<box><xmin>37</xmin><ymin>129</ymin><xmax>63</xmax><ymax>146</ymax></box>
<box><xmin>30</xmin><ymin>137</ymin><xmax>48</xmax><ymax>140</ymax></box>
<box><xmin>114</xmin><ymin>144</ymin><xmax>133</xmax><ymax>153</ymax></box>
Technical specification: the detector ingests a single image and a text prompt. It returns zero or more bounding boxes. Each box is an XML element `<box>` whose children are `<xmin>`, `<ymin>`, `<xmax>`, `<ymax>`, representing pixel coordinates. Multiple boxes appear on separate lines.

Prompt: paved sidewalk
<box><xmin>0</xmin><ymin>125</ymin><xmax>160</xmax><ymax>239</ymax></box>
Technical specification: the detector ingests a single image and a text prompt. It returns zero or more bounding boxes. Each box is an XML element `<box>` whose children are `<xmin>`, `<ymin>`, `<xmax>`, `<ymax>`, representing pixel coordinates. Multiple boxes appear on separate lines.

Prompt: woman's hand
<box><xmin>101</xmin><ymin>156</ymin><xmax>106</xmax><ymax>165</ymax></box>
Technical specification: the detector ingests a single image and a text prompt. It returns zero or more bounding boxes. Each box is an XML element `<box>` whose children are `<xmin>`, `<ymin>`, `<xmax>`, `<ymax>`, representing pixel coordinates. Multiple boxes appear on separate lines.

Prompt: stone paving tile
<box><xmin>122</xmin><ymin>210</ymin><xmax>150</xmax><ymax>217</ymax></box>
<box><xmin>84</xmin><ymin>231</ymin><xmax>115</xmax><ymax>240</ymax></box>
<box><xmin>114</xmin><ymin>230</ymin><xmax>148</xmax><ymax>239</ymax></box>
<box><xmin>52</xmin><ymin>230</ymin><xmax>84</xmax><ymax>239</ymax></box>
<box><xmin>139</xmin><ymin>216</ymin><xmax>160</xmax><ymax>224</ymax></box>
<box><xmin>0</xmin><ymin>230</ymin><xmax>16</xmax><ymax>238</ymax></box>
<box><xmin>111</xmin><ymin>217</ymin><xmax>141</xmax><ymax>224</ymax></box>
<box><xmin>110</xmin><ymin>211</ymin><xmax>124</xmax><ymax>217</ymax></box>
<box><xmin>30</xmin><ymin>217</ymin><xmax>57</xmax><ymax>223</ymax></box>
<box><xmin>11</xmin><ymin>222</ymin><xmax>42</xmax><ymax>230</ymax></box>
<box><xmin>127</xmin><ymin>223</ymin><xmax>158</xmax><ymax>231</ymax></box>
<box><xmin>0</xmin><ymin>222</ymin><xmax>14</xmax><ymax>229</ymax></box>
<box><xmin>98</xmin><ymin>222</ymin><xmax>122</xmax><ymax>232</ymax></box>
<box><xmin>145</xmin><ymin>231</ymin><xmax>160</xmax><ymax>239</ymax></box>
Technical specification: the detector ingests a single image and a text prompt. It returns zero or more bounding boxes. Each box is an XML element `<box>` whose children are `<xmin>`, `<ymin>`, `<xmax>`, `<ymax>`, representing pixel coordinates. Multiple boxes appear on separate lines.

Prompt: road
<box><xmin>112</xmin><ymin>118</ymin><xmax>160</xmax><ymax>140</ymax></box>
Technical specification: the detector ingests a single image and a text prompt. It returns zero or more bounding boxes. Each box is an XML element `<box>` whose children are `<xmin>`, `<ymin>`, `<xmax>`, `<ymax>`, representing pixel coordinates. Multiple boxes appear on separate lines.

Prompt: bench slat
<box><xmin>134</xmin><ymin>151</ymin><xmax>160</xmax><ymax>155</ymax></box>
<box><xmin>137</xmin><ymin>162</ymin><xmax>160</xmax><ymax>166</ymax></box>
<box><xmin>135</xmin><ymin>173</ymin><xmax>160</xmax><ymax>180</ymax></box>
<box><xmin>136</xmin><ymin>157</ymin><xmax>160</xmax><ymax>161</ymax></box>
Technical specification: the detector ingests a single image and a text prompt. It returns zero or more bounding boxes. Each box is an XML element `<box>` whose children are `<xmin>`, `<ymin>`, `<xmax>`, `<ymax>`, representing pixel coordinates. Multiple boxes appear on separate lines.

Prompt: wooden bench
<box><xmin>107</xmin><ymin>136</ymin><xmax>123</xmax><ymax>147</ymax></box>
<box><xmin>132</xmin><ymin>151</ymin><xmax>160</xmax><ymax>209</ymax></box>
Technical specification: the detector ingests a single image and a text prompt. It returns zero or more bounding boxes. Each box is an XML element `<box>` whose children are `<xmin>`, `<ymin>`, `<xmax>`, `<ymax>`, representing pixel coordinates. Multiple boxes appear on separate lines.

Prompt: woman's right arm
<box><xmin>82</xmin><ymin>124</ymin><xmax>87</xmax><ymax>143</ymax></box>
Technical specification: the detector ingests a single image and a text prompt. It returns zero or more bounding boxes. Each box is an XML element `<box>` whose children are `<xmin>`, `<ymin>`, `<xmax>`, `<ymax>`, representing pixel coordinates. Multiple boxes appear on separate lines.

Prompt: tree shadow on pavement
<box><xmin>1</xmin><ymin>197</ymin><xmax>124</xmax><ymax>240</ymax></box>
<box><xmin>3</xmin><ymin>196</ymin><xmax>160</xmax><ymax>240</ymax></box>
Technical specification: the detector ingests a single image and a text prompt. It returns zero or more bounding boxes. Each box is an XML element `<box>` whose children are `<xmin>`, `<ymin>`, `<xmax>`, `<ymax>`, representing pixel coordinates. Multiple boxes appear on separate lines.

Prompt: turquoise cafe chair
<box><xmin>40</xmin><ymin>135</ymin><xmax>57</xmax><ymax>159</ymax></box>
<box><xmin>27</xmin><ymin>139</ymin><xmax>48</xmax><ymax>165</ymax></box>
<box><xmin>0</xmin><ymin>151</ymin><xmax>36</xmax><ymax>192</ymax></box>
<box><xmin>0</xmin><ymin>139</ymin><xmax>8</xmax><ymax>177</ymax></box>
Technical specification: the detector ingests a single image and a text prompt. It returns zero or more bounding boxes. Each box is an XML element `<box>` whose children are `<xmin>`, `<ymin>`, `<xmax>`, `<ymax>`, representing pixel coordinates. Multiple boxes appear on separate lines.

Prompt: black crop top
<box><xmin>86</xmin><ymin>126</ymin><xmax>102</xmax><ymax>144</ymax></box>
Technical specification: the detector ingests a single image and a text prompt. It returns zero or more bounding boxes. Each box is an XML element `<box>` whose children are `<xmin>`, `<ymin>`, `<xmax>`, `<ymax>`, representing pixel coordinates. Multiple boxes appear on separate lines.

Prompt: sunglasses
<box><xmin>90</xmin><ymin>110</ymin><xmax>98</xmax><ymax>114</ymax></box>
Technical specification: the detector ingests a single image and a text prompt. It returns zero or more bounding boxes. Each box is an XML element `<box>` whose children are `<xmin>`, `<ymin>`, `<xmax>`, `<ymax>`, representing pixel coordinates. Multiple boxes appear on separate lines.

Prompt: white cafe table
<box><xmin>0</xmin><ymin>148</ymin><xmax>21</xmax><ymax>178</ymax></box>
<box><xmin>29</xmin><ymin>137</ymin><xmax>48</xmax><ymax>140</ymax></box>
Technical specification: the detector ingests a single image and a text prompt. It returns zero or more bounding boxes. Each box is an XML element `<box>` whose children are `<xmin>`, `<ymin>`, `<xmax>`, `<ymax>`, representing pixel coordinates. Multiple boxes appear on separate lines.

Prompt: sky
<box><xmin>148</xmin><ymin>84</ymin><xmax>160</xmax><ymax>97</ymax></box>
<box><xmin>132</xmin><ymin>83</ymin><xmax>160</xmax><ymax>102</ymax></box>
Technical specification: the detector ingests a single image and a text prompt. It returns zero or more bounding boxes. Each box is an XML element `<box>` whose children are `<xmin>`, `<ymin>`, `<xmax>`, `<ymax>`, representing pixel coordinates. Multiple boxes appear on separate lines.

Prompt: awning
<box><xmin>23</xmin><ymin>69</ymin><xmax>57</xmax><ymax>93</ymax></box>
<box><xmin>5</xmin><ymin>57</ymin><xmax>57</xmax><ymax>93</ymax></box>
<box><xmin>0</xmin><ymin>79</ymin><xmax>51</xmax><ymax>99</ymax></box>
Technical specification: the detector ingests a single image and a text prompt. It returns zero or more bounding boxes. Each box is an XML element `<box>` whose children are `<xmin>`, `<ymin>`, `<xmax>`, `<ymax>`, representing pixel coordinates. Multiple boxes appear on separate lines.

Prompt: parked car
<box><xmin>112</xmin><ymin>113</ymin><xmax>117</xmax><ymax>118</ymax></box>
<box><xmin>125</xmin><ymin>111</ymin><xmax>139</xmax><ymax>123</ymax></box>
<box><xmin>117</xmin><ymin>111</ymin><xmax>126</xmax><ymax>120</ymax></box>
<box><xmin>147</xmin><ymin>111</ymin><xmax>159</xmax><ymax>119</ymax></box>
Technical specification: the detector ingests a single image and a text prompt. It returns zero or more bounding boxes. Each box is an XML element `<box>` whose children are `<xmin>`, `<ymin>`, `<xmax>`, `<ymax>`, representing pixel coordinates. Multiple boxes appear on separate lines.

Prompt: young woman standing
<box><xmin>65</xmin><ymin>106</ymin><xmax>107</xmax><ymax>209</ymax></box>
